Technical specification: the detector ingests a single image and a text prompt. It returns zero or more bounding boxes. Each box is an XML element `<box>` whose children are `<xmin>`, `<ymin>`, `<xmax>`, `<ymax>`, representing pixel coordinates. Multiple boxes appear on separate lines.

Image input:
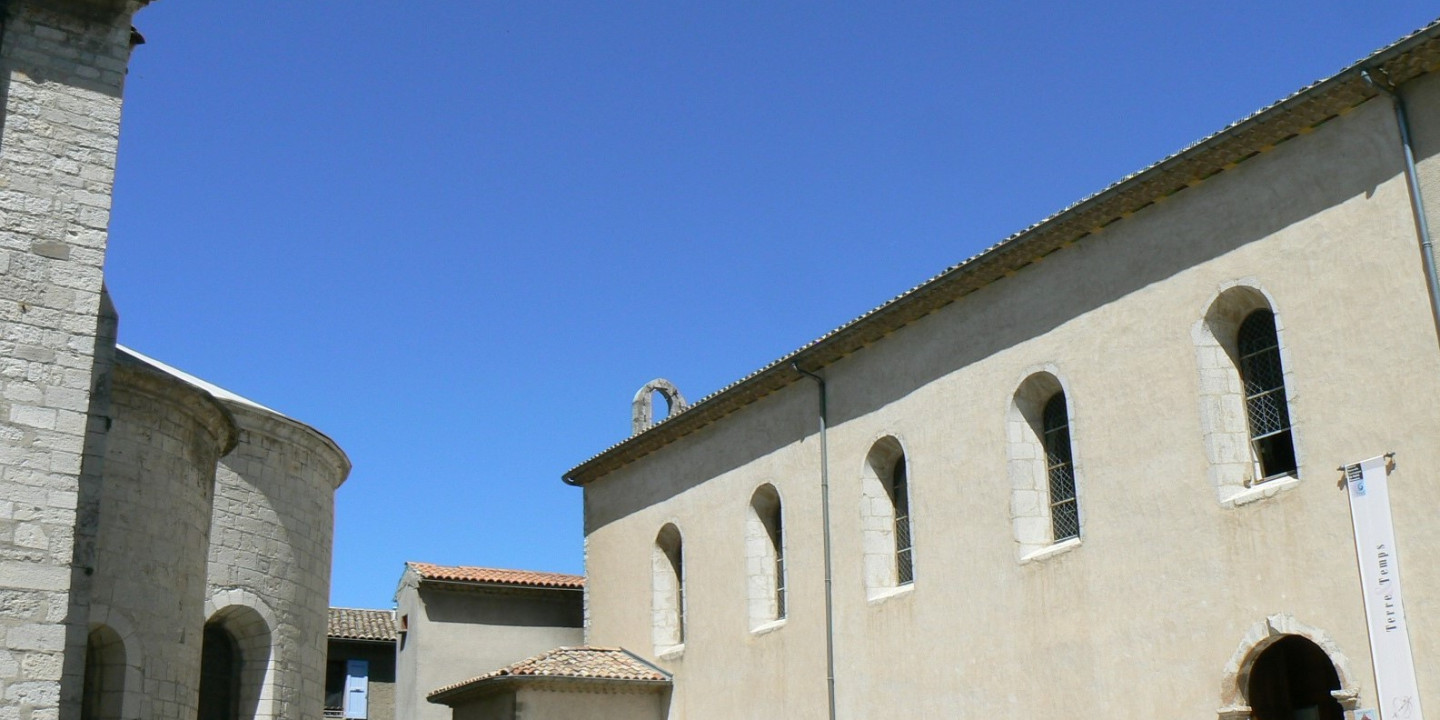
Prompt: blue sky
<box><xmin>104</xmin><ymin>2</ymin><xmax>1436</xmax><ymax>608</ymax></box>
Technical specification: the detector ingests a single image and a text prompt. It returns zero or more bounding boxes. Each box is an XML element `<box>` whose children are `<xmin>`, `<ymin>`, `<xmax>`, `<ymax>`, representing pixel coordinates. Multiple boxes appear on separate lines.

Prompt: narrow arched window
<box><xmin>861</xmin><ymin>437</ymin><xmax>912</xmax><ymax>595</ymax></box>
<box><xmin>1008</xmin><ymin>372</ymin><xmax>1081</xmax><ymax>558</ymax></box>
<box><xmin>653</xmin><ymin>524</ymin><xmax>685</xmax><ymax>652</ymax></box>
<box><xmin>1238</xmin><ymin>309</ymin><xmax>1297</xmax><ymax>480</ymax></box>
<box><xmin>1043</xmin><ymin>392</ymin><xmax>1078</xmax><ymax>542</ymax></box>
<box><xmin>891</xmin><ymin>457</ymin><xmax>914</xmax><ymax>585</ymax></box>
<box><xmin>746</xmin><ymin>485</ymin><xmax>785</xmax><ymax>627</ymax></box>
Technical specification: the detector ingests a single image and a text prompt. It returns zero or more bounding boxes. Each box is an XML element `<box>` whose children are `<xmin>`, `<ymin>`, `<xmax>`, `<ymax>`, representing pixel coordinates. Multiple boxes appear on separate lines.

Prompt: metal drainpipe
<box><xmin>1362</xmin><ymin>69</ymin><xmax>1440</xmax><ymax>346</ymax></box>
<box><xmin>792</xmin><ymin>362</ymin><xmax>838</xmax><ymax>720</ymax></box>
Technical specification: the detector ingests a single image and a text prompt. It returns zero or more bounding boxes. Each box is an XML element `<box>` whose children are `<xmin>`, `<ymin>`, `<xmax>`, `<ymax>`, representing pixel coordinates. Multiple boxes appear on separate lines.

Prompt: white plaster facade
<box><xmin>564</xmin><ymin>23</ymin><xmax>1440</xmax><ymax>720</ymax></box>
<box><xmin>0</xmin><ymin>2</ymin><xmax>354</xmax><ymax>718</ymax></box>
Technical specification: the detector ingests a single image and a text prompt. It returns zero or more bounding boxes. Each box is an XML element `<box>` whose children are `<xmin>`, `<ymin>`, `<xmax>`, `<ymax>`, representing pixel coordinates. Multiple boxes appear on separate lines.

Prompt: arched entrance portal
<box><xmin>1247</xmin><ymin>635</ymin><xmax>1343</xmax><ymax>720</ymax></box>
<box><xmin>197</xmin><ymin>623</ymin><xmax>241</xmax><ymax>720</ymax></box>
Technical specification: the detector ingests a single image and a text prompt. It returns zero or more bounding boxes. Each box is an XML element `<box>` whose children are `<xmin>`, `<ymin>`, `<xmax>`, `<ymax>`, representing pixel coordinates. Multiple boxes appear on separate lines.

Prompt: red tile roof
<box><xmin>328</xmin><ymin>608</ymin><xmax>396</xmax><ymax>642</ymax></box>
<box><xmin>428</xmin><ymin>647</ymin><xmax>670</xmax><ymax>703</ymax></box>
<box><xmin>407</xmin><ymin>562</ymin><xmax>584</xmax><ymax>589</ymax></box>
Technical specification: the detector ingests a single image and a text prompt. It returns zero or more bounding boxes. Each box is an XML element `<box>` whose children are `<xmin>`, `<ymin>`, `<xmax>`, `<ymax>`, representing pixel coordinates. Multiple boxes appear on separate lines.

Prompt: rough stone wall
<box><xmin>62</xmin><ymin>286</ymin><xmax>114</xmax><ymax>712</ymax></box>
<box><xmin>89</xmin><ymin>361</ymin><xmax>233</xmax><ymax>720</ymax></box>
<box><xmin>0</xmin><ymin>2</ymin><xmax>142</xmax><ymax>718</ymax></box>
<box><xmin>207</xmin><ymin>407</ymin><xmax>347</xmax><ymax>720</ymax></box>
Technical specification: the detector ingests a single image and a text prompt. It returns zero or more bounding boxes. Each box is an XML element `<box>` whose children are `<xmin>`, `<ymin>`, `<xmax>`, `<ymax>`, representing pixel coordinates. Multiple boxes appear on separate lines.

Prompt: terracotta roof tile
<box><xmin>328</xmin><ymin>608</ymin><xmax>396</xmax><ymax>642</ymax></box>
<box><xmin>428</xmin><ymin>647</ymin><xmax>670</xmax><ymax>702</ymax></box>
<box><xmin>407</xmin><ymin>562</ymin><xmax>584</xmax><ymax>589</ymax></box>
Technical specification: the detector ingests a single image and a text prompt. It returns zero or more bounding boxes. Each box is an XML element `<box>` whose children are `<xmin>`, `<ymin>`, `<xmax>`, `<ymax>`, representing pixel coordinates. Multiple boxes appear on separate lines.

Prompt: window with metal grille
<box><xmin>771</xmin><ymin>504</ymin><xmax>785</xmax><ymax>619</ymax></box>
<box><xmin>1043</xmin><ymin>392</ymin><xmax>1079</xmax><ymax>542</ymax></box>
<box><xmin>1237</xmin><ymin>309</ymin><xmax>1297</xmax><ymax>480</ymax></box>
<box><xmin>892</xmin><ymin>456</ymin><xmax>914</xmax><ymax>584</ymax></box>
<box><xmin>670</xmin><ymin>541</ymin><xmax>684</xmax><ymax>644</ymax></box>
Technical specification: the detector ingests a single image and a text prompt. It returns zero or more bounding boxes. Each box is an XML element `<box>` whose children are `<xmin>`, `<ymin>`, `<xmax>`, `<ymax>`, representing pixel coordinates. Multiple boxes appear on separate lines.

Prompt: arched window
<box><xmin>746</xmin><ymin>485</ymin><xmax>785</xmax><ymax>628</ymax></box>
<box><xmin>1008</xmin><ymin>371</ymin><xmax>1082</xmax><ymax>559</ymax></box>
<box><xmin>1195</xmin><ymin>286</ymin><xmax>1300</xmax><ymax>504</ymax></box>
<box><xmin>1237</xmin><ymin>309</ymin><xmax>1297</xmax><ymax>480</ymax></box>
<box><xmin>1042</xmin><ymin>392</ymin><xmax>1078</xmax><ymax>542</ymax></box>
<box><xmin>81</xmin><ymin>625</ymin><xmax>126</xmax><ymax>720</ymax></box>
<box><xmin>860</xmin><ymin>437</ymin><xmax>913</xmax><ymax>596</ymax></box>
<box><xmin>652</xmin><ymin>523</ymin><xmax>685</xmax><ymax>652</ymax></box>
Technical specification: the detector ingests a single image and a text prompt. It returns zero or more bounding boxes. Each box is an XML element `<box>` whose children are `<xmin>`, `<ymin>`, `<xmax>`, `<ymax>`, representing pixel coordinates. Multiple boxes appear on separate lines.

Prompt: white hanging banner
<box><xmin>1344</xmin><ymin>455</ymin><xmax>1424</xmax><ymax>720</ymax></box>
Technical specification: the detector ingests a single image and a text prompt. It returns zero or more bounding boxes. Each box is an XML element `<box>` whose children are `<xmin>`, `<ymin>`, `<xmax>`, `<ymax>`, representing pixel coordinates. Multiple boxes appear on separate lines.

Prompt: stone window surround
<box><xmin>745</xmin><ymin>483</ymin><xmax>786</xmax><ymax>632</ymax></box>
<box><xmin>651</xmin><ymin>523</ymin><xmax>685</xmax><ymax>658</ymax></box>
<box><xmin>860</xmin><ymin>434</ymin><xmax>915</xmax><ymax>599</ymax></box>
<box><xmin>1193</xmin><ymin>281</ymin><xmax>1304</xmax><ymax>507</ymax></box>
<box><xmin>1007</xmin><ymin>367</ymin><xmax>1086</xmax><ymax>563</ymax></box>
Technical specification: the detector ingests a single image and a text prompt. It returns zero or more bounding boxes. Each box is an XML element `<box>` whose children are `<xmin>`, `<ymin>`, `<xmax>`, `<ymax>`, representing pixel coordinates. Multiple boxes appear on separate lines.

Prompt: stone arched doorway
<box><xmin>197</xmin><ymin>603</ymin><xmax>273</xmax><ymax>720</ymax></box>
<box><xmin>1247</xmin><ymin>635</ymin><xmax>1344</xmax><ymax>720</ymax></box>
<box><xmin>1218</xmin><ymin>614</ymin><xmax>1361</xmax><ymax>720</ymax></box>
<box><xmin>198</xmin><ymin>623</ymin><xmax>241</xmax><ymax>720</ymax></box>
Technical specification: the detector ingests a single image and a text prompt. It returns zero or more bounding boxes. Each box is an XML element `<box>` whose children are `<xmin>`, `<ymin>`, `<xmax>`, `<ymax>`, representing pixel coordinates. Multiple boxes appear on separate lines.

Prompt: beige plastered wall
<box><xmin>394</xmin><ymin>579</ymin><xmax>583</xmax><ymax>720</ymax></box>
<box><xmin>582</xmin><ymin>88</ymin><xmax>1440</xmax><ymax>718</ymax></box>
<box><xmin>444</xmin><ymin>686</ymin><xmax>665</xmax><ymax>720</ymax></box>
<box><xmin>514</xmin><ymin>686</ymin><xmax>666</xmax><ymax>719</ymax></box>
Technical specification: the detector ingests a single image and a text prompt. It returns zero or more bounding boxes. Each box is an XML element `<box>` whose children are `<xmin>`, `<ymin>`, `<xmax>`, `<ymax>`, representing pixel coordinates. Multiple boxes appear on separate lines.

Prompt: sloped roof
<box><xmin>407</xmin><ymin>562</ymin><xmax>585</xmax><ymax>589</ymax></box>
<box><xmin>328</xmin><ymin>608</ymin><xmax>396</xmax><ymax>642</ymax></box>
<box><xmin>562</xmin><ymin>18</ymin><xmax>1440</xmax><ymax>486</ymax></box>
<box><xmin>427</xmin><ymin>647</ymin><xmax>670</xmax><ymax>704</ymax></box>
<box><xmin>116</xmin><ymin>345</ymin><xmax>352</xmax><ymax>483</ymax></box>
<box><xmin>118</xmin><ymin>345</ymin><xmax>284</xmax><ymax>418</ymax></box>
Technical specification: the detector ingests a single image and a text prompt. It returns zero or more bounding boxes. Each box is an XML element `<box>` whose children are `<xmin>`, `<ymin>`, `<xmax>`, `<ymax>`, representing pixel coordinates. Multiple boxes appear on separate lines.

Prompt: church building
<box><xmin>555</xmin><ymin>19</ymin><xmax>1440</xmax><ymax>720</ymax></box>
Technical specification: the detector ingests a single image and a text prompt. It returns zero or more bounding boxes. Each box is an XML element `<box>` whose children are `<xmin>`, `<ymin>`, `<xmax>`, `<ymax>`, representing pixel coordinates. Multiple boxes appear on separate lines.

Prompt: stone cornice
<box><xmin>221</xmin><ymin>401</ymin><xmax>353</xmax><ymax>489</ymax></box>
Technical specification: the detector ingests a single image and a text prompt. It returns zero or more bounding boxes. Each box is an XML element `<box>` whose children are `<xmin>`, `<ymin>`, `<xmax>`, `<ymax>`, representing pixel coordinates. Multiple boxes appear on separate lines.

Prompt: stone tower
<box><xmin>0</xmin><ymin>1</ymin><xmax>149</xmax><ymax>718</ymax></box>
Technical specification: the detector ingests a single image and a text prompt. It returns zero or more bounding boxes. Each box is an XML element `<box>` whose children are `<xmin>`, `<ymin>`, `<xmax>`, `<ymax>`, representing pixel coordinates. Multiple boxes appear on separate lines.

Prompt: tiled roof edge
<box><xmin>425</xmin><ymin>647</ymin><xmax>671</xmax><ymax>705</ymax></box>
<box><xmin>405</xmin><ymin>561</ymin><xmax>586</xmax><ymax>589</ymax></box>
<box><xmin>563</xmin><ymin>17</ymin><xmax>1440</xmax><ymax>487</ymax></box>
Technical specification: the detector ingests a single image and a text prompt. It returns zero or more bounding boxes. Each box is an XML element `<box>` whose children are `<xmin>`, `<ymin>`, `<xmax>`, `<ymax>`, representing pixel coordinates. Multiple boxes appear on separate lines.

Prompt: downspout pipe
<box><xmin>1362</xmin><ymin>69</ymin><xmax>1440</xmax><ymax>347</ymax></box>
<box><xmin>792</xmin><ymin>363</ymin><xmax>838</xmax><ymax>720</ymax></box>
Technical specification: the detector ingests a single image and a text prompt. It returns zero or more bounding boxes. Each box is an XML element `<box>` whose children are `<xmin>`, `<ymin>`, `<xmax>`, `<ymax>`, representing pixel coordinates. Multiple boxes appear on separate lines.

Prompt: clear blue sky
<box><xmin>104</xmin><ymin>2</ymin><xmax>1436</xmax><ymax>609</ymax></box>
